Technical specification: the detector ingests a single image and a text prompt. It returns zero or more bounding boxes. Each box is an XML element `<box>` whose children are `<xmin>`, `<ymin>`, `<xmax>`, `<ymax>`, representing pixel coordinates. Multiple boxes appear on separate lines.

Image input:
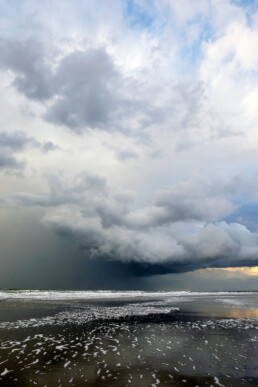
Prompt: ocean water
<box><xmin>0</xmin><ymin>290</ymin><xmax>257</xmax><ymax>386</ymax></box>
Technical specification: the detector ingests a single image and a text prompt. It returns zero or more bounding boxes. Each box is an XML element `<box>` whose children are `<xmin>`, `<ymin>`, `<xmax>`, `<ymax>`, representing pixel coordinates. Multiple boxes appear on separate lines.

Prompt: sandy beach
<box><xmin>0</xmin><ymin>291</ymin><xmax>257</xmax><ymax>386</ymax></box>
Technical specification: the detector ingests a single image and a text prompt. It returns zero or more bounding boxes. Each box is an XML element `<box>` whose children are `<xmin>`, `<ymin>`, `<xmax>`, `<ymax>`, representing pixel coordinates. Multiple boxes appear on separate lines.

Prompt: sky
<box><xmin>0</xmin><ymin>0</ymin><xmax>258</xmax><ymax>291</ymax></box>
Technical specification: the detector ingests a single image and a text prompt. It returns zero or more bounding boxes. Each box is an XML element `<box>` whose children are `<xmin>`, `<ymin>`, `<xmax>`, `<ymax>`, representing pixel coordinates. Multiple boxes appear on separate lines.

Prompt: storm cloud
<box><xmin>12</xmin><ymin>172</ymin><xmax>258</xmax><ymax>274</ymax></box>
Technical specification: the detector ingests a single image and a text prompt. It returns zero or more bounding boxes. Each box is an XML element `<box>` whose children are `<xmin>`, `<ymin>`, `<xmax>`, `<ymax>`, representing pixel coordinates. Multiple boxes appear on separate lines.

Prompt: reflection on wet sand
<box><xmin>188</xmin><ymin>306</ymin><xmax>258</xmax><ymax>319</ymax></box>
<box><xmin>223</xmin><ymin>307</ymin><xmax>258</xmax><ymax>319</ymax></box>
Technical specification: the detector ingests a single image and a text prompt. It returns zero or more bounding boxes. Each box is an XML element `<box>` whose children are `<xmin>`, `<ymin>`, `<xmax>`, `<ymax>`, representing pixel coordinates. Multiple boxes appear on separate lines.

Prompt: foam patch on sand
<box><xmin>0</xmin><ymin>302</ymin><xmax>257</xmax><ymax>331</ymax></box>
<box><xmin>0</xmin><ymin>301</ymin><xmax>179</xmax><ymax>330</ymax></box>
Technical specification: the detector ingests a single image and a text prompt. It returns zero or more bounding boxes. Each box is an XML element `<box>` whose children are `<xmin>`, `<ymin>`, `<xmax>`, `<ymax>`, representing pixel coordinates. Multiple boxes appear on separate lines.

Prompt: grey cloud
<box><xmin>124</xmin><ymin>197</ymin><xmax>234</xmax><ymax>229</ymax></box>
<box><xmin>149</xmin><ymin>149</ymin><xmax>163</xmax><ymax>159</ymax></box>
<box><xmin>0</xmin><ymin>39</ymin><xmax>53</xmax><ymax>100</ymax></box>
<box><xmin>45</xmin><ymin>49</ymin><xmax>163</xmax><ymax>133</ymax></box>
<box><xmin>119</xmin><ymin>176</ymin><xmax>239</xmax><ymax>230</ymax></box>
<box><xmin>41</xmin><ymin>141</ymin><xmax>60</xmax><ymax>153</ymax></box>
<box><xmin>0</xmin><ymin>130</ymin><xmax>33</xmax><ymax>170</ymax></box>
<box><xmin>0</xmin><ymin>34</ymin><xmax>240</xmax><ymax>147</ymax></box>
<box><xmin>42</xmin><ymin>206</ymin><xmax>258</xmax><ymax>274</ymax></box>
<box><xmin>1</xmin><ymin>38</ymin><xmax>223</xmax><ymax>142</ymax></box>
<box><xmin>12</xmin><ymin>172</ymin><xmax>258</xmax><ymax>273</ymax></box>
<box><xmin>175</xmin><ymin>139</ymin><xmax>193</xmax><ymax>152</ymax></box>
<box><xmin>0</xmin><ymin>38</ymin><xmax>164</xmax><ymax>135</ymax></box>
<box><xmin>158</xmin><ymin>81</ymin><xmax>206</xmax><ymax>133</ymax></box>
<box><xmin>0</xmin><ymin>131</ymin><xmax>61</xmax><ymax>171</ymax></box>
<box><xmin>115</xmin><ymin>149</ymin><xmax>138</xmax><ymax>161</ymax></box>
<box><xmin>0</xmin><ymin>148</ymin><xmax>25</xmax><ymax>169</ymax></box>
<box><xmin>153</xmin><ymin>188</ymin><xmax>236</xmax><ymax>224</ymax></box>
<box><xmin>46</xmin><ymin>172</ymin><xmax>106</xmax><ymax>196</ymax></box>
<box><xmin>14</xmin><ymin>172</ymin><xmax>107</xmax><ymax>207</ymax></box>
<box><xmin>160</xmin><ymin>80</ymin><xmax>236</xmax><ymax>145</ymax></box>
<box><xmin>0</xmin><ymin>39</ymin><xmax>125</xmax><ymax>132</ymax></box>
<box><xmin>44</xmin><ymin>49</ymin><xmax>118</xmax><ymax>131</ymax></box>
<box><xmin>172</xmin><ymin>82</ymin><xmax>205</xmax><ymax>129</ymax></box>
<box><xmin>12</xmin><ymin>192</ymin><xmax>53</xmax><ymax>207</ymax></box>
<box><xmin>0</xmin><ymin>130</ymin><xmax>34</xmax><ymax>150</ymax></box>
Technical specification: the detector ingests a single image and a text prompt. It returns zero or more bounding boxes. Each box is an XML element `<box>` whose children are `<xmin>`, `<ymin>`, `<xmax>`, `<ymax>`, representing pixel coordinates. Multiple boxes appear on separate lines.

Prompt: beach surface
<box><xmin>0</xmin><ymin>290</ymin><xmax>257</xmax><ymax>386</ymax></box>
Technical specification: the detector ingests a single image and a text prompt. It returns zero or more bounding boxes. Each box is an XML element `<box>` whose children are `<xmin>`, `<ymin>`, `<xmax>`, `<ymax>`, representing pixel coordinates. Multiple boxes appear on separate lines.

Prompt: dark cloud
<box><xmin>0</xmin><ymin>39</ymin><xmax>121</xmax><ymax>132</ymax></box>
<box><xmin>0</xmin><ymin>210</ymin><xmax>145</xmax><ymax>290</ymax></box>
<box><xmin>0</xmin><ymin>150</ymin><xmax>25</xmax><ymax>170</ymax></box>
<box><xmin>44</xmin><ymin>49</ymin><xmax>119</xmax><ymax>131</ymax></box>
<box><xmin>0</xmin><ymin>130</ymin><xmax>33</xmax><ymax>170</ymax></box>
<box><xmin>0</xmin><ymin>38</ymin><xmax>164</xmax><ymax>135</ymax></box>
<box><xmin>0</xmin><ymin>38</ymin><xmax>118</xmax><ymax>131</ymax></box>
<box><xmin>0</xmin><ymin>39</ymin><xmax>53</xmax><ymax>100</ymax></box>
<box><xmin>1</xmin><ymin>38</ymin><xmax>220</xmax><ymax>142</ymax></box>
<box><xmin>12</xmin><ymin>172</ymin><xmax>258</xmax><ymax>275</ymax></box>
<box><xmin>0</xmin><ymin>130</ymin><xmax>33</xmax><ymax>150</ymax></box>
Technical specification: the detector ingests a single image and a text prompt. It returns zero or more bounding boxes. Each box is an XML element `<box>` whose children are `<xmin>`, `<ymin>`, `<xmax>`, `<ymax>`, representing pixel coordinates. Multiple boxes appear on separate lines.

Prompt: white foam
<box><xmin>64</xmin><ymin>361</ymin><xmax>70</xmax><ymax>368</ymax></box>
<box><xmin>214</xmin><ymin>376</ymin><xmax>225</xmax><ymax>387</ymax></box>
<box><xmin>1</xmin><ymin>368</ymin><xmax>12</xmax><ymax>376</ymax></box>
<box><xmin>0</xmin><ymin>290</ymin><xmax>189</xmax><ymax>300</ymax></box>
<box><xmin>0</xmin><ymin>290</ymin><xmax>255</xmax><ymax>301</ymax></box>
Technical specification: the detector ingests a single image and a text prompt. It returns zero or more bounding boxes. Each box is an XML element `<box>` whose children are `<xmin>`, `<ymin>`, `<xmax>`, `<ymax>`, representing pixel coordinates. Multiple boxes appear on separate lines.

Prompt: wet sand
<box><xmin>0</xmin><ymin>291</ymin><xmax>257</xmax><ymax>386</ymax></box>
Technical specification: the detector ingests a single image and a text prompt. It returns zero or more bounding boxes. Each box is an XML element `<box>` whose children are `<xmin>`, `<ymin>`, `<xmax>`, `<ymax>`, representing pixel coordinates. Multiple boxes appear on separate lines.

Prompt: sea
<box><xmin>0</xmin><ymin>290</ymin><xmax>257</xmax><ymax>386</ymax></box>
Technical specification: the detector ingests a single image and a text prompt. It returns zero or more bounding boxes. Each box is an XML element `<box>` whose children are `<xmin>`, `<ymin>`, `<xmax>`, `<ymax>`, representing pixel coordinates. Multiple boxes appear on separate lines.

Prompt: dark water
<box><xmin>0</xmin><ymin>292</ymin><xmax>257</xmax><ymax>386</ymax></box>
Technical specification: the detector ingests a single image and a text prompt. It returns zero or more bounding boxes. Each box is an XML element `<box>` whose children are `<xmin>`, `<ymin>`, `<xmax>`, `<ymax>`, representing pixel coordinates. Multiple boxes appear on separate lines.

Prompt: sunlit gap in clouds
<box><xmin>202</xmin><ymin>266</ymin><xmax>258</xmax><ymax>276</ymax></box>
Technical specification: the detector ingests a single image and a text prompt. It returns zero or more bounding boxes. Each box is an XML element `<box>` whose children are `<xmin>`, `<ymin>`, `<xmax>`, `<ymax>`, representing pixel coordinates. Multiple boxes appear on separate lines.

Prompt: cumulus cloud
<box><xmin>0</xmin><ymin>39</ymin><xmax>162</xmax><ymax>134</ymax></box>
<box><xmin>12</xmin><ymin>171</ymin><xmax>258</xmax><ymax>274</ymax></box>
<box><xmin>1</xmin><ymin>31</ymin><xmax>245</xmax><ymax>147</ymax></box>
<box><xmin>41</xmin><ymin>206</ymin><xmax>258</xmax><ymax>273</ymax></box>
<box><xmin>0</xmin><ymin>37</ymin><xmax>212</xmax><ymax>139</ymax></box>
<box><xmin>0</xmin><ymin>39</ymin><xmax>118</xmax><ymax>130</ymax></box>
<box><xmin>44</xmin><ymin>49</ymin><xmax>119</xmax><ymax>131</ymax></box>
